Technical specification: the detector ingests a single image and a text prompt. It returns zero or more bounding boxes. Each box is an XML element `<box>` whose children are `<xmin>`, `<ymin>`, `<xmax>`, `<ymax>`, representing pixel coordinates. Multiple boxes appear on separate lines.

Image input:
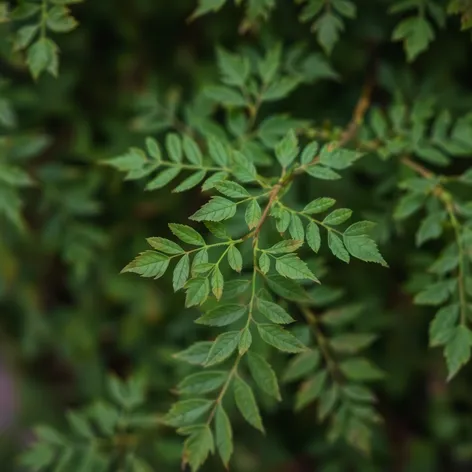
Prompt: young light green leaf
<box><xmin>257</xmin><ymin>324</ymin><xmax>306</xmax><ymax>353</ymax></box>
<box><xmin>245</xmin><ymin>199</ymin><xmax>262</xmax><ymax>229</ymax></box>
<box><xmin>258</xmin><ymin>43</ymin><xmax>281</xmax><ymax>84</ymax></box>
<box><xmin>303</xmin><ymin>197</ymin><xmax>336</xmax><ymax>214</ymax></box>
<box><xmin>208</xmin><ymin>136</ymin><xmax>229</xmax><ymax>167</ymax></box>
<box><xmin>275</xmin><ymin>254</ymin><xmax>319</xmax><ymax>282</ymax></box>
<box><xmin>146</xmin><ymin>167</ymin><xmax>181</xmax><ymax>190</ymax></box>
<box><xmin>178</xmin><ymin>371</ymin><xmax>227</xmax><ymax>395</ymax></box>
<box><xmin>259</xmin><ymin>253</ymin><xmax>270</xmax><ymax>274</ymax></box>
<box><xmin>183</xmin><ymin>426</ymin><xmax>214</xmax><ymax>472</ymax></box>
<box><xmin>169</xmin><ymin>223</ymin><xmax>205</xmax><ymax>246</ymax></box>
<box><xmin>227</xmin><ymin>245</ymin><xmax>243</xmax><ymax>272</ymax></box>
<box><xmin>233</xmin><ymin>376</ymin><xmax>264</xmax><ymax>432</ymax></box>
<box><xmin>215</xmin><ymin>405</ymin><xmax>233</xmax><ymax>467</ymax></box>
<box><xmin>343</xmin><ymin>235</ymin><xmax>387</xmax><ymax>266</ymax></box>
<box><xmin>196</xmin><ymin>304</ymin><xmax>246</xmax><ymax>327</ymax></box>
<box><xmin>301</xmin><ymin>141</ymin><xmax>319</xmax><ymax>165</ymax></box>
<box><xmin>320</xmin><ymin>145</ymin><xmax>360</xmax><ymax>169</ymax></box>
<box><xmin>166</xmin><ymin>133</ymin><xmax>183</xmax><ymax>163</ymax></box>
<box><xmin>164</xmin><ymin>399</ymin><xmax>213</xmax><ymax>427</ymax></box>
<box><xmin>267</xmin><ymin>239</ymin><xmax>303</xmax><ymax>254</ymax></box>
<box><xmin>238</xmin><ymin>328</ymin><xmax>252</xmax><ymax>355</ymax></box>
<box><xmin>173</xmin><ymin>170</ymin><xmax>207</xmax><ymax>193</ymax></box>
<box><xmin>192</xmin><ymin>249</ymin><xmax>209</xmax><ymax>276</ymax></box>
<box><xmin>344</xmin><ymin>221</ymin><xmax>376</xmax><ymax>236</ymax></box>
<box><xmin>212</xmin><ymin>267</ymin><xmax>224</xmax><ymax>300</ymax></box>
<box><xmin>182</xmin><ymin>135</ymin><xmax>203</xmax><ymax>165</ymax></box>
<box><xmin>429</xmin><ymin>304</ymin><xmax>460</xmax><ymax>347</ymax></box>
<box><xmin>295</xmin><ymin>371</ymin><xmax>327</xmax><ymax>411</ymax></box>
<box><xmin>121</xmin><ymin>251</ymin><xmax>169</xmax><ymax>278</ymax></box>
<box><xmin>27</xmin><ymin>38</ymin><xmax>58</xmax><ymax>79</ymax></box>
<box><xmin>190</xmin><ymin>197</ymin><xmax>237</xmax><ymax>222</ymax></box>
<box><xmin>283</xmin><ymin>351</ymin><xmax>321</xmax><ymax>383</ymax></box>
<box><xmin>247</xmin><ymin>352</ymin><xmax>281</xmax><ymax>400</ymax></box>
<box><xmin>306</xmin><ymin>222</ymin><xmax>321</xmax><ymax>253</ymax></box>
<box><xmin>445</xmin><ymin>325</ymin><xmax>472</xmax><ymax>381</ymax></box>
<box><xmin>185</xmin><ymin>278</ymin><xmax>210</xmax><ymax>307</ymax></box>
<box><xmin>328</xmin><ymin>232</ymin><xmax>350</xmax><ymax>262</ymax></box>
<box><xmin>173</xmin><ymin>254</ymin><xmax>190</xmax><ymax>291</ymax></box>
<box><xmin>289</xmin><ymin>214</ymin><xmax>305</xmax><ymax>241</ymax></box>
<box><xmin>146</xmin><ymin>137</ymin><xmax>161</xmax><ymax>161</ymax></box>
<box><xmin>216</xmin><ymin>47</ymin><xmax>250</xmax><ymax>87</ymax></box>
<box><xmin>305</xmin><ymin>165</ymin><xmax>341</xmax><ymax>180</ymax></box>
<box><xmin>323</xmin><ymin>208</ymin><xmax>352</xmax><ymax>226</ymax></box>
<box><xmin>205</xmin><ymin>331</ymin><xmax>240</xmax><ymax>366</ymax></box>
<box><xmin>275</xmin><ymin>130</ymin><xmax>299</xmax><ymax>168</ymax></box>
<box><xmin>257</xmin><ymin>298</ymin><xmax>295</xmax><ymax>324</ymax></box>
<box><xmin>215</xmin><ymin>180</ymin><xmax>250</xmax><ymax>199</ymax></box>
<box><xmin>147</xmin><ymin>237</ymin><xmax>184</xmax><ymax>255</ymax></box>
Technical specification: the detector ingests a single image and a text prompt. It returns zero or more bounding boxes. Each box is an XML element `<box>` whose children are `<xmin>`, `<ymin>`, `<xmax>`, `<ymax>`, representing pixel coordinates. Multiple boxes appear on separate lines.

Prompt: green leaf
<box><xmin>343</xmin><ymin>235</ymin><xmax>387</xmax><ymax>266</ymax></box>
<box><xmin>227</xmin><ymin>246</ymin><xmax>243</xmax><ymax>272</ymax></box>
<box><xmin>257</xmin><ymin>324</ymin><xmax>306</xmax><ymax>353</ymax></box>
<box><xmin>191</xmin><ymin>197</ymin><xmax>237</xmax><ymax>222</ymax></box>
<box><xmin>258</xmin><ymin>43</ymin><xmax>281</xmax><ymax>84</ymax></box>
<box><xmin>305</xmin><ymin>165</ymin><xmax>341</xmax><ymax>180</ymax></box>
<box><xmin>267</xmin><ymin>239</ymin><xmax>303</xmax><ymax>254</ymax></box>
<box><xmin>192</xmin><ymin>249</ymin><xmax>209</xmax><ymax>276</ymax></box>
<box><xmin>212</xmin><ymin>266</ymin><xmax>224</xmax><ymax>300</ymax></box>
<box><xmin>46</xmin><ymin>6</ymin><xmax>78</xmax><ymax>33</ymax></box>
<box><xmin>303</xmin><ymin>197</ymin><xmax>336</xmax><ymax>214</ymax></box>
<box><xmin>146</xmin><ymin>167</ymin><xmax>181</xmax><ymax>190</ymax></box>
<box><xmin>275</xmin><ymin>208</ymin><xmax>291</xmax><ymax>233</ymax></box>
<box><xmin>323</xmin><ymin>208</ymin><xmax>352</xmax><ymax>226</ymax></box>
<box><xmin>275</xmin><ymin>130</ymin><xmax>299</xmax><ymax>168</ymax></box>
<box><xmin>262</xmin><ymin>77</ymin><xmax>300</xmax><ymax>101</ymax></box>
<box><xmin>416</xmin><ymin>213</ymin><xmax>444</xmax><ymax>246</ymax></box>
<box><xmin>205</xmin><ymin>331</ymin><xmax>240</xmax><ymax>366</ymax></box>
<box><xmin>340</xmin><ymin>358</ymin><xmax>383</xmax><ymax>381</ymax></box>
<box><xmin>330</xmin><ymin>333</ymin><xmax>377</xmax><ymax>353</ymax></box>
<box><xmin>257</xmin><ymin>298</ymin><xmax>295</xmax><ymax>324</ymax></box>
<box><xmin>429</xmin><ymin>304</ymin><xmax>460</xmax><ymax>347</ymax></box>
<box><xmin>266</xmin><ymin>274</ymin><xmax>308</xmax><ymax>302</ymax></box>
<box><xmin>178</xmin><ymin>371</ymin><xmax>227</xmax><ymax>395</ymax></box>
<box><xmin>301</xmin><ymin>141</ymin><xmax>320</xmax><ymax>165</ymax></box>
<box><xmin>121</xmin><ymin>251</ymin><xmax>169</xmax><ymax>278</ymax></box>
<box><xmin>205</xmin><ymin>85</ymin><xmax>247</xmax><ymax>107</ymax></box>
<box><xmin>317</xmin><ymin>386</ymin><xmax>339</xmax><ymax>421</ymax></box>
<box><xmin>247</xmin><ymin>352</ymin><xmax>281</xmax><ymax>400</ymax></box>
<box><xmin>185</xmin><ymin>278</ymin><xmax>210</xmax><ymax>307</ymax></box>
<box><xmin>295</xmin><ymin>371</ymin><xmax>327</xmax><ymax>411</ymax></box>
<box><xmin>306</xmin><ymin>222</ymin><xmax>321</xmax><ymax>253</ymax></box>
<box><xmin>67</xmin><ymin>412</ymin><xmax>94</xmax><ymax>438</ymax></box>
<box><xmin>259</xmin><ymin>252</ymin><xmax>270</xmax><ymax>274</ymax></box>
<box><xmin>216</xmin><ymin>181</ymin><xmax>250</xmax><ymax>199</ymax></box>
<box><xmin>145</xmin><ymin>137</ymin><xmax>161</xmax><ymax>161</ymax></box>
<box><xmin>147</xmin><ymin>237</ymin><xmax>183</xmax><ymax>255</ymax></box>
<box><xmin>173</xmin><ymin>254</ymin><xmax>190</xmax><ymax>291</ymax></box>
<box><xmin>394</xmin><ymin>193</ymin><xmax>426</xmax><ymax>220</ymax></box>
<box><xmin>414</xmin><ymin>280</ymin><xmax>455</xmax><ymax>306</ymax></box>
<box><xmin>392</xmin><ymin>16</ymin><xmax>435</xmax><ymax>62</ymax></box>
<box><xmin>314</xmin><ymin>12</ymin><xmax>343</xmax><ymax>55</ymax></box>
<box><xmin>283</xmin><ymin>351</ymin><xmax>321</xmax><ymax>383</ymax></box>
<box><xmin>208</xmin><ymin>136</ymin><xmax>230</xmax><ymax>167</ymax></box>
<box><xmin>191</xmin><ymin>0</ymin><xmax>226</xmax><ymax>19</ymax></box>
<box><xmin>196</xmin><ymin>304</ymin><xmax>246</xmax><ymax>327</ymax></box>
<box><xmin>289</xmin><ymin>214</ymin><xmax>305</xmax><ymax>241</ymax></box>
<box><xmin>320</xmin><ymin>145</ymin><xmax>360</xmax><ymax>169</ymax></box>
<box><xmin>328</xmin><ymin>232</ymin><xmax>350</xmax><ymax>263</ymax></box>
<box><xmin>445</xmin><ymin>325</ymin><xmax>472</xmax><ymax>380</ymax></box>
<box><xmin>164</xmin><ymin>399</ymin><xmax>213</xmax><ymax>427</ymax></box>
<box><xmin>245</xmin><ymin>199</ymin><xmax>262</xmax><ymax>229</ymax></box>
<box><xmin>238</xmin><ymin>328</ymin><xmax>253</xmax><ymax>355</ymax></box>
<box><xmin>275</xmin><ymin>254</ymin><xmax>319</xmax><ymax>281</ymax></box>
<box><xmin>344</xmin><ymin>221</ymin><xmax>376</xmax><ymax>236</ymax></box>
<box><xmin>333</xmin><ymin>0</ymin><xmax>356</xmax><ymax>18</ymax></box>
<box><xmin>182</xmin><ymin>135</ymin><xmax>203</xmax><ymax>165</ymax></box>
<box><xmin>233</xmin><ymin>376</ymin><xmax>264</xmax><ymax>432</ymax></box>
<box><xmin>13</xmin><ymin>25</ymin><xmax>39</xmax><ymax>51</ymax></box>
<box><xmin>169</xmin><ymin>223</ymin><xmax>205</xmax><ymax>246</ymax></box>
<box><xmin>183</xmin><ymin>426</ymin><xmax>214</xmax><ymax>472</ymax></box>
<box><xmin>215</xmin><ymin>405</ymin><xmax>233</xmax><ymax>467</ymax></box>
<box><xmin>166</xmin><ymin>133</ymin><xmax>183</xmax><ymax>163</ymax></box>
<box><xmin>27</xmin><ymin>38</ymin><xmax>58</xmax><ymax>79</ymax></box>
<box><xmin>173</xmin><ymin>170</ymin><xmax>207</xmax><ymax>193</ymax></box>
<box><xmin>174</xmin><ymin>342</ymin><xmax>212</xmax><ymax>365</ymax></box>
<box><xmin>343</xmin><ymin>384</ymin><xmax>376</xmax><ymax>403</ymax></box>
<box><xmin>216</xmin><ymin>47</ymin><xmax>250</xmax><ymax>87</ymax></box>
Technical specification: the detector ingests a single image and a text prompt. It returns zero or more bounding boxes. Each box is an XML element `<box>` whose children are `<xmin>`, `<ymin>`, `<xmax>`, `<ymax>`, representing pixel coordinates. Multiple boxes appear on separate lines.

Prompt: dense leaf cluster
<box><xmin>1</xmin><ymin>1</ymin><xmax>472</xmax><ymax>471</ymax></box>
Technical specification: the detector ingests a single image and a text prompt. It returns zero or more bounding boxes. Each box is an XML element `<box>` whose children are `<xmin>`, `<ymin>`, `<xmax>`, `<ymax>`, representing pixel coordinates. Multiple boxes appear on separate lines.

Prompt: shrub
<box><xmin>1</xmin><ymin>1</ymin><xmax>472</xmax><ymax>471</ymax></box>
